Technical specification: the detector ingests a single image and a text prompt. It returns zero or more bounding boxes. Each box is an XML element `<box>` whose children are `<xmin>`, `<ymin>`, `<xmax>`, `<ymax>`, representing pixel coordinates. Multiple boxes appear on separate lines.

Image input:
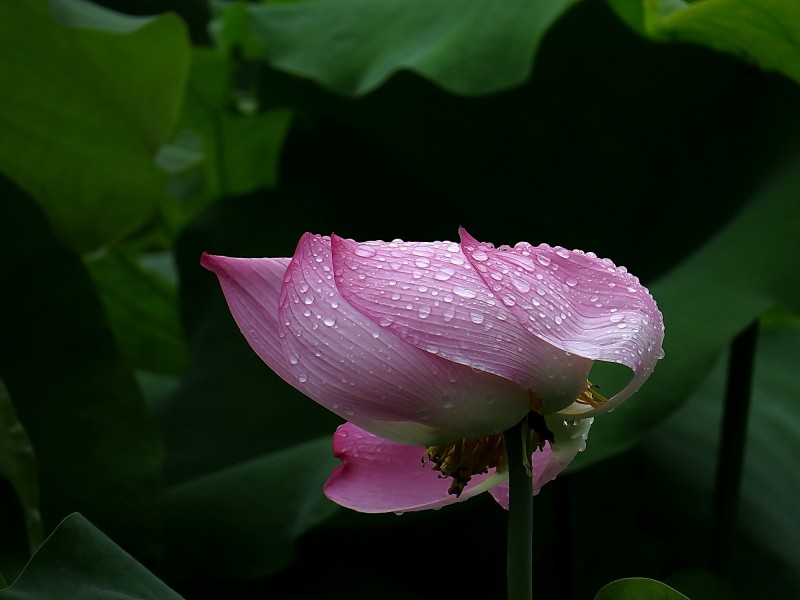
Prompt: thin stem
<box><xmin>711</xmin><ymin>321</ymin><xmax>759</xmax><ymax>572</ymax></box>
<box><xmin>505</xmin><ymin>418</ymin><xmax>533</xmax><ymax>600</ymax></box>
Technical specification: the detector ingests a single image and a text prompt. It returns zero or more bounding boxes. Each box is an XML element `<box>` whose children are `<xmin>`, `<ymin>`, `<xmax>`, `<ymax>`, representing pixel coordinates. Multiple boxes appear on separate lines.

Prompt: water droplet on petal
<box><xmin>355</xmin><ymin>245</ymin><xmax>376</xmax><ymax>258</ymax></box>
<box><xmin>297</xmin><ymin>373</ymin><xmax>308</xmax><ymax>383</ymax></box>
<box><xmin>434</xmin><ymin>268</ymin><xmax>455</xmax><ymax>281</ymax></box>
<box><xmin>470</xmin><ymin>311</ymin><xmax>484</xmax><ymax>324</ymax></box>
<box><xmin>513</xmin><ymin>280</ymin><xmax>531</xmax><ymax>293</ymax></box>
<box><xmin>323</xmin><ymin>316</ymin><xmax>336</xmax><ymax>326</ymax></box>
<box><xmin>415</xmin><ymin>257</ymin><xmax>431</xmax><ymax>268</ymax></box>
<box><xmin>453</xmin><ymin>286</ymin><xmax>477</xmax><ymax>299</ymax></box>
<box><xmin>472</xmin><ymin>250</ymin><xmax>488</xmax><ymax>262</ymax></box>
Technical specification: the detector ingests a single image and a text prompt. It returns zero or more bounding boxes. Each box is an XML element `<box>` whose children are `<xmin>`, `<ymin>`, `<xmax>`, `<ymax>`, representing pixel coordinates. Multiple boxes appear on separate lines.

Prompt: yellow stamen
<box><xmin>423</xmin><ymin>381</ymin><xmax>603</xmax><ymax>497</ymax></box>
<box><xmin>423</xmin><ymin>434</ymin><xmax>505</xmax><ymax>497</ymax></box>
<box><xmin>576</xmin><ymin>380</ymin><xmax>608</xmax><ymax>407</ymax></box>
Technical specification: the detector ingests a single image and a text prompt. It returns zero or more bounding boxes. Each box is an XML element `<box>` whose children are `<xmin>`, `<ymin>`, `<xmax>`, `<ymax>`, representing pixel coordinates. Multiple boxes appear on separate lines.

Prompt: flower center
<box><xmin>422</xmin><ymin>413</ymin><xmax>558</xmax><ymax>498</ymax></box>
<box><xmin>423</xmin><ymin>434</ymin><xmax>505</xmax><ymax>498</ymax></box>
<box><xmin>423</xmin><ymin>382</ymin><xmax>601</xmax><ymax>497</ymax></box>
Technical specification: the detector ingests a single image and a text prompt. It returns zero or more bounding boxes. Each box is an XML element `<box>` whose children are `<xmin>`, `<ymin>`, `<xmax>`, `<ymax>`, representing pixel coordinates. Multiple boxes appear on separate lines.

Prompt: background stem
<box><xmin>505</xmin><ymin>419</ymin><xmax>533</xmax><ymax>600</ymax></box>
<box><xmin>711</xmin><ymin>321</ymin><xmax>759</xmax><ymax>572</ymax></box>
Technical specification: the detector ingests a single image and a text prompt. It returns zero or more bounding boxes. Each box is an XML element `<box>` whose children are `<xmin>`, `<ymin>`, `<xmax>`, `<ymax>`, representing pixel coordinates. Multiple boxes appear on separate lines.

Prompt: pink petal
<box><xmin>489</xmin><ymin>416</ymin><xmax>593</xmax><ymax>509</ymax></box>
<box><xmin>459</xmin><ymin>228</ymin><xmax>664</xmax><ymax>416</ymax></box>
<box><xmin>330</xmin><ymin>234</ymin><xmax>592</xmax><ymax>414</ymax></box>
<box><xmin>200</xmin><ymin>253</ymin><xmax>298</xmax><ymax>386</ymax></box>
<box><xmin>277</xmin><ymin>234</ymin><xmax>530</xmax><ymax>445</ymax></box>
<box><xmin>324</xmin><ymin>423</ymin><xmax>506</xmax><ymax>513</ymax></box>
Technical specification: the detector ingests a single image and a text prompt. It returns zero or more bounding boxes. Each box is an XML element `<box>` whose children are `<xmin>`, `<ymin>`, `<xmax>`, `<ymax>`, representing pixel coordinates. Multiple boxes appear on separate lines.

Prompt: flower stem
<box><xmin>505</xmin><ymin>418</ymin><xmax>533</xmax><ymax>600</ymax></box>
<box><xmin>711</xmin><ymin>321</ymin><xmax>759</xmax><ymax>572</ymax></box>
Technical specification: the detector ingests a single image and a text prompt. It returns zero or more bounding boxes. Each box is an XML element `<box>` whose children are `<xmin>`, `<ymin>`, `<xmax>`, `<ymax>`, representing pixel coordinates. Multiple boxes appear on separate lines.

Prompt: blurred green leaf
<box><xmin>0</xmin><ymin>380</ymin><xmax>41</xmax><ymax>554</ymax></box>
<box><xmin>0</xmin><ymin>0</ymin><xmax>190</xmax><ymax>252</ymax></box>
<box><xmin>0</xmin><ymin>177</ymin><xmax>163</xmax><ymax>554</ymax></box>
<box><xmin>212</xmin><ymin>0</ymin><xmax>582</xmax><ymax>96</ymax></box>
<box><xmin>595</xmin><ymin>577</ymin><xmax>689</xmax><ymax>600</ymax></box>
<box><xmin>168</xmin><ymin>49</ymin><xmax>294</xmax><ymax>218</ymax></box>
<box><xmin>572</xmin><ymin>156</ymin><xmax>800</xmax><ymax>470</ymax></box>
<box><xmin>608</xmin><ymin>0</ymin><xmax>800</xmax><ymax>86</ymax></box>
<box><xmin>663</xmin><ymin>569</ymin><xmax>745</xmax><ymax>600</ymax></box>
<box><xmin>164</xmin><ymin>435</ymin><xmax>339</xmax><ymax>580</ymax></box>
<box><xmin>644</xmin><ymin>323</ymin><xmax>800</xmax><ymax>590</ymax></box>
<box><xmin>0</xmin><ymin>513</ymin><xmax>183</xmax><ymax>600</ymax></box>
<box><xmin>85</xmin><ymin>249</ymin><xmax>189</xmax><ymax>375</ymax></box>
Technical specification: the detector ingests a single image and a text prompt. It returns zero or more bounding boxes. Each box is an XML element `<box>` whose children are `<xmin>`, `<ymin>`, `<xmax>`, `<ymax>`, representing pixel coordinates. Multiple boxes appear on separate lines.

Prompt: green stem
<box><xmin>505</xmin><ymin>418</ymin><xmax>533</xmax><ymax>600</ymax></box>
<box><xmin>711</xmin><ymin>321</ymin><xmax>759</xmax><ymax>572</ymax></box>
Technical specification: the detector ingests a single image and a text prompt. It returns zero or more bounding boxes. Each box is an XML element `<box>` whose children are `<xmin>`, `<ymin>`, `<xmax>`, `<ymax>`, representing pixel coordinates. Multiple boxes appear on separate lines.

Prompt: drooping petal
<box><xmin>488</xmin><ymin>415</ymin><xmax>593</xmax><ymax>509</ymax></box>
<box><xmin>459</xmin><ymin>228</ymin><xmax>664</xmax><ymax>416</ymax></box>
<box><xmin>200</xmin><ymin>253</ymin><xmax>298</xmax><ymax>385</ymax></box>
<box><xmin>323</xmin><ymin>423</ymin><xmax>506</xmax><ymax>513</ymax></box>
<box><xmin>330</xmin><ymin>234</ymin><xmax>592</xmax><ymax>414</ymax></box>
<box><xmin>277</xmin><ymin>233</ymin><xmax>530</xmax><ymax>445</ymax></box>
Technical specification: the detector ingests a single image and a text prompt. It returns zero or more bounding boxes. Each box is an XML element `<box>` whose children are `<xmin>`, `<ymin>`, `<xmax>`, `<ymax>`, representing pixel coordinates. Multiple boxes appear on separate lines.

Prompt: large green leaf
<box><xmin>608</xmin><ymin>0</ymin><xmax>800</xmax><ymax>87</ymax></box>
<box><xmin>644</xmin><ymin>322</ymin><xmax>800</xmax><ymax>595</ymax></box>
<box><xmin>85</xmin><ymin>249</ymin><xmax>189</xmax><ymax>375</ymax></box>
<box><xmin>0</xmin><ymin>513</ymin><xmax>183</xmax><ymax>600</ymax></box>
<box><xmin>164</xmin><ymin>435</ymin><xmax>339</xmax><ymax>580</ymax></box>
<box><xmin>0</xmin><ymin>0</ymin><xmax>190</xmax><ymax>252</ymax></box>
<box><xmin>0</xmin><ymin>177</ymin><xmax>163</xmax><ymax>553</ymax></box>
<box><xmin>213</xmin><ymin>0</ymin><xmax>582</xmax><ymax>96</ymax></box>
<box><xmin>595</xmin><ymin>577</ymin><xmax>689</xmax><ymax>600</ymax></box>
<box><xmin>572</xmin><ymin>156</ymin><xmax>800</xmax><ymax>470</ymax></box>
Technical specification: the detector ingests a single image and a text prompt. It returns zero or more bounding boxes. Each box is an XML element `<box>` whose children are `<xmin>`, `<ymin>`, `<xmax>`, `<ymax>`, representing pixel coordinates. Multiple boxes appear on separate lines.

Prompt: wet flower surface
<box><xmin>202</xmin><ymin>228</ymin><xmax>664</xmax><ymax>512</ymax></box>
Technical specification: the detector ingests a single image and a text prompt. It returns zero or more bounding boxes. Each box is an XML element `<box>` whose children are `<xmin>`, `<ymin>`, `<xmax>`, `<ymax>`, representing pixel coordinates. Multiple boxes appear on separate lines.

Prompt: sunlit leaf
<box><xmin>0</xmin><ymin>513</ymin><xmax>183</xmax><ymax>600</ymax></box>
<box><xmin>608</xmin><ymin>0</ymin><xmax>800</xmax><ymax>86</ymax></box>
<box><xmin>212</xmin><ymin>0</ymin><xmax>582</xmax><ymax>96</ymax></box>
<box><xmin>0</xmin><ymin>0</ymin><xmax>190</xmax><ymax>251</ymax></box>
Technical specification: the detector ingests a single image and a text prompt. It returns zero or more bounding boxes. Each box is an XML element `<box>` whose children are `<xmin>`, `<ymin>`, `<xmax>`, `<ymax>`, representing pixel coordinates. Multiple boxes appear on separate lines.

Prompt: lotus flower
<box><xmin>201</xmin><ymin>228</ymin><xmax>664</xmax><ymax>513</ymax></box>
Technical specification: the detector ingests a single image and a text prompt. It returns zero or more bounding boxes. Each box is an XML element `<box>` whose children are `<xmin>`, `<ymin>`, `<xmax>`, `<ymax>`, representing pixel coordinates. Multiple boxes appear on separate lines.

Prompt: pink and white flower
<box><xmin>201</xmin><ymin>228</ymin><xmax>664</xmax><ymax>512</ymax></box>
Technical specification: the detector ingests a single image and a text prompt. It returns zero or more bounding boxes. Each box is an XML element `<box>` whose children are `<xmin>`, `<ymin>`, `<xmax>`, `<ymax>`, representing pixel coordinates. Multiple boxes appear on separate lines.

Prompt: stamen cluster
<box><xmin>423</xmin><ymin>434</ymin><xmax>506</xmax><ymax>497</ymax></box>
